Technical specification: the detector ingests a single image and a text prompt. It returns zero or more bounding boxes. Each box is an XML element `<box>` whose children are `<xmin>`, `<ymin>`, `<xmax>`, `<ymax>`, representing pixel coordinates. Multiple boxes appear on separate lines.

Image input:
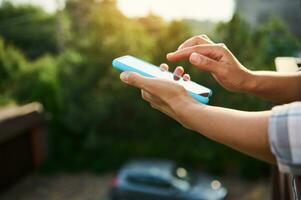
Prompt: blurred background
<box><xmin>0</xmin><ymin>0</ymin><xmax>300</xmax><ymax>199</ymax></box>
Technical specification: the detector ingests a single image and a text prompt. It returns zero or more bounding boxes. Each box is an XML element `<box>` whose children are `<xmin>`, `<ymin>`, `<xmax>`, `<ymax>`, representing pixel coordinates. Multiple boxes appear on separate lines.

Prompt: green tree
<box><xmin>0</xmin><ymin>37</ymin><xmax>27</xmax><ymax>105</ymax></box>
<box><xmin>252</xmin><ymin>16</ymin><xmax>300</xmax><ymax>68</ymax></box>
<box><xmin>13</xmin><ymin>55</ymin><xmax>60</xmax><ymax>113</ymax></box>
<box><xmin>152</xmin><ymin>20</ymin><xmax>192</xmax><ymax>67</ymax></box>
<box><xmin>215</xmin><ymin>14</ymin><xmax>253</xmax><ymax>64</ymax></box>
<box><xmin>0</xmin><ymin>2</ymin><xmax>59</xmax><ymax>59</ymax></box>
<box><xmin>3</xmin><ymin>2</ymin><xmax>299</xmax><ymax>177</ymax></box>
<box><xmin>136</xmin><ymin>12</ymin><xmax>167</xmax><ymax>38</ymax></box>
<box><xmin>0</xmin><ymin>37</ymin><xmax>27</xmax><ymax>90</ymax></box>
<box><xmin>216</xmin><ymin>14</ymin><xmax>300</xmax><ymax>70</ymax></box>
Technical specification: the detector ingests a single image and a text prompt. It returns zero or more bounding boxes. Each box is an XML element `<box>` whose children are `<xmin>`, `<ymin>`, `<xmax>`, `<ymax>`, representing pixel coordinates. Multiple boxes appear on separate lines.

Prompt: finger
<box><xmin>167</xmin><ymin>44</ymin><xmax>225</xmax><ymax>62</ymax></box>
<box><xmin>141</xmin><ymin>90</ymin><xmax>152</xmax><ymax>101</ymax></box>
<box><xmin>160</xmin><ymin>63</ymin><xmax>169</xmax><ymax>71</ymax></box>
<box><xmin>141</xmin><ymin>90</ymin><xmax>162</xmax><ymax>103</ymax></box>
<box><xmin>183</xmin><ymin>74</ymin><xmax>191</xmax><ymax>81</ymax></box>
<box><xmin>150</xmin><ymin>103</ymin><xmax>177</xmax><ymax>120</ymax></box>
<box><xmin>201</xmin><ymin>34</ymin><xmax>210</xmax><ymax>40</ymax></box>
<box><xmin>173</xmin><ymin>66</ymin><xmax>184</xmax><ymax>81</ymax></box>
<box><xmin>189</xmin><ymin>52</ymin><xmax>220</xmax><ymax>74</ymax></box>
<box><xmin>141</xmin><ymin>90</ymin><xmax>151</xmax><ymax>101</ymax></box>
<box><xmin>177</xmin><ymin>35</ymin><xmax>212</xmax><ymax>50</ymax></box>
<box><xmin>120</xmin><ymin>71</ymin><xmax>154</xmax><ymax>91</ymax></box>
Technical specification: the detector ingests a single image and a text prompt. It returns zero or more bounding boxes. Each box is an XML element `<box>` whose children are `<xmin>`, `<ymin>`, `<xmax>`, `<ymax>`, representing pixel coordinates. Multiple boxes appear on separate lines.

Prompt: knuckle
<box><xmin>130</xmin><ymin>75</ymin><xmax>145</xmax><ymax>89</ymax></box>
<box><xmin>217</xmin><ymin>43</ymin><xmax>227</xmax><ymax>49</ymax></box>
<box><xmin>203</xmin><ymin>57</ymin><xmax>210</xmax><ymax>65</ymax></box>
<box><xmin>217</xmin><ymin>67</ymin><xmax>229</xmax><ymax>78</ymax></box>
<box><xmin>200</xmin><ymin>34</ymin><xmax>208</xmax><ymax>39</ymax></box>
<box><xmin>215</xmin><ymin>43</ymin><xmax>228</xmax><ymax>54</ymax></box>
<box><xmin>198</xmin><ymin>56</ymin><xmax>210</xmax><ymax>67</ymax></box>
<box><xmin>179</xmin><ymin>86</ymin><xmax>187</xmax><ymax>94</ymax></box>
<box><xmin>193</xmin><ymin>35</ymin><xmax>201</xmax><ymax>40</ymax></box>
<box><xmin>195</xmin><ymin>45</ymin><xmax>204</xmax><ymax>51</ymax></box>
<box><xmin>218</xmin><ymin>43</ymin><xmax>225</xmax><ymax>47</ymax></box>
<box><xmin>141</xmin><ymin>91</ymin><xmax>150</xmax><ymax>101</ymax></box>
<box><xmin>192</xmin><ymin>46</ymin><xmax>199</xmax><ymax>52</ymax></box>
<box><xmin>150</xmin><ymin>103</ymin><xmax>158</xmax><ymax>110</ymax></box>
<box><xmin>196</xmin><ymin>35</ymin><xmax>206</xmax><ymax>42</ymax></box>
<box><xmin>127</xmin><ymin>74</ymin><xmax>136</xmax><ymax>84</ymax></box>
<box><xmin>194</xmin><ymin>35</ymin><xmax>205</xmax><ymax>43</ymax></box>
<box><xmin>141</xmin><ymin>91</ymin><xmax>147</xmax><ymax>100</ymax></box>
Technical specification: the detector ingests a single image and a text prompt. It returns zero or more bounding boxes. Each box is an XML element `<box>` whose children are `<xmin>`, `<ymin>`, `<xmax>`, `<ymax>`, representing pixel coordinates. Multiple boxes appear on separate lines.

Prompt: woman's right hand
<box><xmin>166</xmin><ymin>35</ymin><xmax>255</xmax><ymax>93</ymax></box>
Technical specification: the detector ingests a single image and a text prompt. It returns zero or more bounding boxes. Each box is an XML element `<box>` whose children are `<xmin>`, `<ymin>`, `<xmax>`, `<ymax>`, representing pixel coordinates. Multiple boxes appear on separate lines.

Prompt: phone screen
<box><xmin>115</xmin><ymin>56</ymin><xmax>211</xmax><ymax>96</ymax></box>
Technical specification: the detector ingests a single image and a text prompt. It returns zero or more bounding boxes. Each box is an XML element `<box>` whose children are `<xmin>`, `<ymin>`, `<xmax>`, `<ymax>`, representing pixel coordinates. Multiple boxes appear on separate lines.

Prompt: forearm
<box><xmin>176</xmin><ymin>102</ymin><xmax>275</xmax><ymax>163</ymax></box>
<box><xmin>246</xmin><ymin>71</ymin><xmax>301</xmax><ymax>103</ymax></box>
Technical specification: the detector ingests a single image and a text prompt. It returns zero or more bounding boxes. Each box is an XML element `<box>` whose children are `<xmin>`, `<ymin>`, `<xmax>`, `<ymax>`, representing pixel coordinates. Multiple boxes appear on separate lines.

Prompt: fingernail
<box><xmin>120</xmin><ymin>72</ymin><xmax>130</xmax><ymax>82</ymax></box>
<box><xmin>173</xmin><ymin>74</ymin><xmax>180</xmax><ymax>81</ymax></box>
<box><xmin>190</xmin><ymin>53</ymin><xmax>201</xmax><ymax>64</ymax></box>
<box><xmin>160</xmin><ymin>67</ymin><xmax>166</xmax><ymax>72</ymax></box>
<box><xmin>167</xmin><ymin>52</ymin><xmax>174</xmax><ymax>57</ymax></box>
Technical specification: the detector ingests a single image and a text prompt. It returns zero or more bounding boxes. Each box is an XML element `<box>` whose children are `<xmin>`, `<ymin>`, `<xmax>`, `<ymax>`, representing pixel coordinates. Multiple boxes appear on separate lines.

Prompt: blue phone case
<box><xmin>112</xmin><ymin>55</ymin><xmax>212</xmax><ymax>104</ymax></box>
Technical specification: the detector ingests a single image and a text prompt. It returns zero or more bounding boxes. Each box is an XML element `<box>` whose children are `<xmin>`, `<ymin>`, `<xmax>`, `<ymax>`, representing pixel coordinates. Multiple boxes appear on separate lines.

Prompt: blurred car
<box><xmin>109</xmin><ymin>160</ymin><xmax>227</xmax><ymax>200</ymax></box>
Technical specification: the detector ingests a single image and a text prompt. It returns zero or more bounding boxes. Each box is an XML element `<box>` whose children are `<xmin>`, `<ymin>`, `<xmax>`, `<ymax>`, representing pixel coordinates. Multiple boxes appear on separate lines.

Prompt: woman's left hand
<box><xmin>119</xmin><ymin>64</ymin><xmax>197</xmax><ymax>126</ymax></box>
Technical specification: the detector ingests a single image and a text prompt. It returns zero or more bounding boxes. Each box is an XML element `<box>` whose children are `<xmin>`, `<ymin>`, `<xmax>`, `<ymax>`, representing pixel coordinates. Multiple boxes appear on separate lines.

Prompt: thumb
<box><xmin>120</xmin><ymin>71</ymin><xmax>151</xmax><ymax>90</ymax></box>
<box><xmin>189</xmin><ymin>52</ymin><xmax>220</xmax><ymax>74</ymax></box>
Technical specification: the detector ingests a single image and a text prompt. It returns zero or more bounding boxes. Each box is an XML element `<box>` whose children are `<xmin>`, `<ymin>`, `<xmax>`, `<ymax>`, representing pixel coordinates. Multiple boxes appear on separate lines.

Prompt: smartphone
<box><xmin>112</xmin><ymin>55</ymin><xmax>212</xmax><ymax>104</ymax></box>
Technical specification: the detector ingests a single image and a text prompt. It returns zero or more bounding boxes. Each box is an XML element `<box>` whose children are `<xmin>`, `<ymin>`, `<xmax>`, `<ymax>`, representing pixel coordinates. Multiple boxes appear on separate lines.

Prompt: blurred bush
<box><xmin>0</xmin><ymin>2</ymin><xmax>59</xmax><ymax>59</ymax></box>
<box><xmin>0</xmin><ymin>0</ymin><xmax>300</xmax><ymax>178</ymax></box>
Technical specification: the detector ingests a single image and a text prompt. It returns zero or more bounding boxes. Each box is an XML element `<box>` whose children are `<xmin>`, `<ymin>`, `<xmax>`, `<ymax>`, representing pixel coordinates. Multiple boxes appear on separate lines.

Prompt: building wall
<box><xmin>236</xmin><ymin>0</ymin><xmax>301</xmax><ymax>36</ymax></box>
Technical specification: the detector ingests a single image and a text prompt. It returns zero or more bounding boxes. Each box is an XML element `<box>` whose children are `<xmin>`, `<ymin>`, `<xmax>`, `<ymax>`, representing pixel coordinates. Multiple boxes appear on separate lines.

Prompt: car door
<box><xmin>126</xmin><ymin>175</ymin><xmax>181</xmax><ymax>200</ymax></box>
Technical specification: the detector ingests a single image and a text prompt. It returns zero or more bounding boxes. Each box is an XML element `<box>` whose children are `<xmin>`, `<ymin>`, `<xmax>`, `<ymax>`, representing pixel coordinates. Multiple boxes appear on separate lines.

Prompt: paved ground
<box><xmin>223</xmin><ymin>176</ymin><xmax>271</xmax><ymax>200</ymax></box>
<box><xmin>0</xmin><ymin>173</ymin><xmax>112</xmax><ymax>200</ymax></box>
<box><xmin>0</xmin><ymin>173</ymin><xmax>270</xmax><ymax>200</ymax></box>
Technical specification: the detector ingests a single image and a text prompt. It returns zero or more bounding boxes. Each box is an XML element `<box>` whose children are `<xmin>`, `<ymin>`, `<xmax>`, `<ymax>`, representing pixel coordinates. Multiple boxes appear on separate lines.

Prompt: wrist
<box><xmin>242</xmin><ymin>70</ymin><xmax>259</xmax><ymax>94</ymax></box>
<box><xmin>170</xmin><ymin>95</ymin><xmax>203</xmax><ymax>130</ymax></box>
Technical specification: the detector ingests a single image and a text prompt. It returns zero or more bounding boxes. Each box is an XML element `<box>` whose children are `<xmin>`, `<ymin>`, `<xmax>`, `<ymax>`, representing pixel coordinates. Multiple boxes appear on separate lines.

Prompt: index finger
<box><xmin>167</xmin><ymin>44</ymin><xmax>224</xmax><ymax>62</ymax></box>
<box><xmin>177</xmin><ymin>35</ymin><xmax>212</xmax><ymax>50</ymax></box>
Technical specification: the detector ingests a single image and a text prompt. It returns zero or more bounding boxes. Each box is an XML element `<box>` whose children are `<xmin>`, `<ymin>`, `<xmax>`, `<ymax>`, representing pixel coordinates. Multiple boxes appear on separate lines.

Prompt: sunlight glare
<box><xmin>117</xmin><ymin>0</ymin><xmax>235</xmax><ymax>22</ymax></box>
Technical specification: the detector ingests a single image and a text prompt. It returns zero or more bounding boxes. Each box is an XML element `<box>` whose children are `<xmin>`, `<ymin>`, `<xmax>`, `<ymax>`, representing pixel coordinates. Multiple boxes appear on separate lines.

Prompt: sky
<box><xmin>5</xmin><ymin>0</ymin><xmax>235</xmax><ymax>22</ymax></box>
<box><xmin>118</xmin><ymin>0</ymin><xmax>235</xmax><ymax>22</ymax></box>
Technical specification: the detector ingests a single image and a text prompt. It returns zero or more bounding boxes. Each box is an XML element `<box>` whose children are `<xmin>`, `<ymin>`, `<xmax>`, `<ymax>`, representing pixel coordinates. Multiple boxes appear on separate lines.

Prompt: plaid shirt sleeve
<box><xmin>269</xmin><ymin>102</ymin><xmax>301</xmax><ymax>175</ymax></box>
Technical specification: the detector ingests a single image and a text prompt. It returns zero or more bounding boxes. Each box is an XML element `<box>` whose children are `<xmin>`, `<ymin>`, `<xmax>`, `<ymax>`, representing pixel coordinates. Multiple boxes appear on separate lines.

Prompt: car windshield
<box><xmin>127</xmin><ymin>175</ymin><xmax>172</xmax><ymax>189</ymax></box>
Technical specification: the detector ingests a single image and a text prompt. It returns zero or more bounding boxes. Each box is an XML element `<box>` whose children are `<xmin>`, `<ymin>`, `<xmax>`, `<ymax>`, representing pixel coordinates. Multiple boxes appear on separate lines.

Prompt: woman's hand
<box><xmin>119</xmin><ymin>64</ymin><xmax>198</xmax><ymax>128</ymax></box>
<box><xmin>119</xmin><ymin>62</ymin><xmax>275</xmax><ymax>163</ymax></box>
<box><xmin>167</xmin><ymin>35</ymin><xmax>255</xmax><ymax>93</ymax></box>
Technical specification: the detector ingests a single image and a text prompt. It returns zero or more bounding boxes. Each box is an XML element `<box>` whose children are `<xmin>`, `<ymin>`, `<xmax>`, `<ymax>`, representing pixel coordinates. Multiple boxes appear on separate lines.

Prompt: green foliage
<box><xmin>213</xmin><ymin>14</ymin><xmax>300</xmax><ymax>112</ymax></box>
<box><xmin>0</xmin><ymin>37</ymin><xmax>27</xmax><ymax>90</ymax></box>
<box><xmin>252</xmin><ymin>16</ymin><xmax>300</xmax><ymax>68</ymax></box>
<box><xmin>153</xmin><ymin>20</ymin><xmax>192</xmax><ymax>63</ymax></box>
<box><xmin>1</xmin><ymin>1</ymin><xmax>300</xmax><ymax>178</ymax></box>
<box><xmin>0</xmin><ymin>2</ymin><xmax>60</xmax><ymax>59</ymax></box>
<box><xmin>216</xmin><ymin>14</ymin><xmax>300</xmax><ymax>69</ymax></box>
<box><xmin>216</xmin><ymin>14</ymin><xmax>253</xmax><ymax>63</ymax></box>
<box><xmin>14</xmin><ymin>55</ymin><xmax>60</xmax><ymax>113</ymax></box>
